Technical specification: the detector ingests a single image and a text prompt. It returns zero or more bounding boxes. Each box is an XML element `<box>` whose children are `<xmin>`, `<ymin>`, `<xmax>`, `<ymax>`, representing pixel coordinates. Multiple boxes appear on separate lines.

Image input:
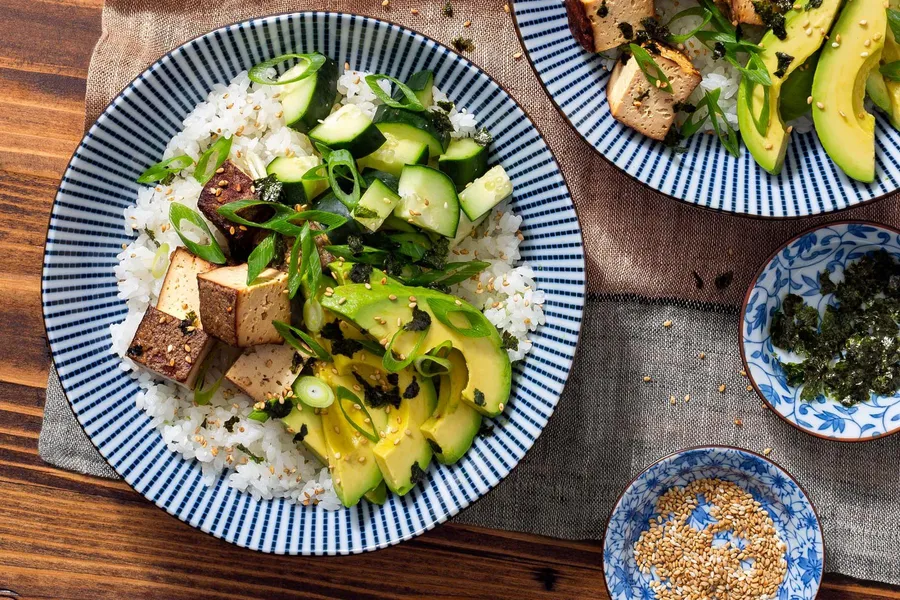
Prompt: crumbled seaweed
<box><xmin>353</xmin><ymin>372</ymin><xmax>402</xmax><ymax>409</ymax></box>
<box><xmin>662</xmin><ymin>127</ymin><xmax>688</xmax><ymax>153</ymax></box>
<box><xmin>473</xmin><ymin>389</ymin><xmax>486</xmax><ymax>406</ymax></box>
<box><xmin>635</xmin><ymin>89</ymin><xmax>651</xmax><ymax>103</ymax></box>
<box><xmin>501</xmin><ymin>330</ymin><xmax>519</xmax><ymax>352</ymax></box>
<box><xmin>224</xmin><ymin>416</ymin><xmax>240</xmax><ymax>432</ymax></box>
<box><xmin>290</xmin><ymin>352</ymin><xmax>305</xmax><ymax>374</ymax></box>
<box><xmin>160</xmin><ymin>173</ymin><xmax>175</xmax><ymax>187</ymax></box>
<box><xmin>774</xmin><ymin>52</ymin><xmax>794</xmax><ymax>78</ymax></box>
<box><xmin>179</xmin><ymin>310</ymin><xmax>198</xmax><ymax>335</ymax></box>
<box><xmin>451</xmin><ymin>37</ymin><xmax>476</xmax><ymax>52</ymax></box>
<box><xmin>437</xmin><ymin>100</ymin><xmax>455</xmax><ymax>113</ymax></box>
<box><xmin>350</xmin><ymin>262</ymin><xmax>374</xmax><ymax>284</ymax></box>
<box><xmin>254</xmin><ymin>174</ymin><xmax>284</xmax><ymax>204</ymax></box>
<box><xmin>410</xmin><ymin>463</ymin><xmax>427</xmax><ymax>486</ymax></box>
<box><xmin>421</xmin><ymin>236</ymin><xmax>450</xmax><ymax>269</ymax></box>
<box><xmin>692</xmin><ymin>271</ymin><xmax>705</xmax><ymax>290</ymax></box>
<box><xmin>772</xmin><ymin>0</ymin><xmax>794</xmax><ymax>11</ymax></box>
<box><xmin>264</xmin><ymin>397</ymin><xmax>293</xmax><ymax>419</ymax></box>
<box><xmin>442</xmin><ymin>0</ymin><xmax>453</xmax><ymax>16</ymax></box>
<box><xmin>271</xmin><ymin>234</ymin><xmax>286</xmax><ymax>270</ymax></box>
<box><xmin>126</xmin><ymin>344</ymin><xmax>143</xmax><ymax>357</ymax></box>
<box><xmin>403</xmin><ymin>377</ymin><xmax>421</xmax><ymax>399</ymax></box>
<box><xmin>478</xmin><ymin>421</ymin><xmax>495</xmax><ymax>437</ymax></box>
<box><xmin>347</xmin><ymin>235</ymin><xmax>365</xmax><ymax>256</ymax></box>
<box><xmin>427</xmin><ymin>439</ymin><xmax>443</xmax><ymax>455</ymax></box>
<box><xmin>819</xmin><ymin>269</ymin><xmax>837</xmax><ymax>295</ymax></box>
<box><xmin>674</xmin><ymin>101</ymin><xmax>697</xmax><ymax>114</ymax></box>
<box><xmin>236</xmin><ymin>444</ymin><xmax>264</xmax><ymax>463</ymax></box>
<box><xmin>805</xmin><ymin>0</ymin><xmax>823</xmax><ymax>8</ymax></box>
<box><xmin>331</xmin><ymin>338</ymin><xmax>363</xmax><ymax>358</ymax></box>
<box><xmin>618</xmin><ymin>22</ymin><xmax>634</xmax><ymax>40</ymax></box>
<box><xmin>293</xmin><ymin>423</ymin><xmax>309</xmax><ymax>443</ymax></box>
<box><xmin>752</xmin><ymin>1</ymin><xmax>787</xmax><ymax>39</ymax></box>
<box><xmin>386</xmin><ymin>373</ymin><xmax>399</xmax><ymax>386</ymax></box>
<box><xmin>144</xmin><ymin>228</ymin><xmax>160</xmax><ymax>248</ymax></box>
<box><xmin>384</xmin><ymin>253</ymin><xmax>404</xmax><ymax>277</ymax></box>
<box><xmin>321</xmin><ymin>321</ymin><xmax>344</xmax><ymax>341</ymax></box>
<box><xmin>404</xmin><ymin>307</ymin><xmax>432</xmax><ymax>332</ymax></box>
<box><xmin>640</xmin><ymin>17</ymin><xmax>671</xmax><ymax>44</ymax></box>
<box><xmin>473</xmin><ymin>127</ymin><xmax>493</xmax><ymax>147</ymax></box>
<box><xmin>714</xmin><ymin>271</ymin><xmax>734</xmax><ymax>290</ymax></box>
<box><xmin>712</xmin><ymin>42</ymin><xmax>727</xmax><ymax>60</ymax></box>
<box><xmin>430</xmin><ymin>109</ymin><xmax>455</xmax><ymax>136</ymax></box>
<box><xmin>300</xmin><ymin>360</ymin><xmax>315</xmax><ymax>376</ymax></box>
<box><xmin>597</xmin><ymin>0</ymin><xmax>609</xmax><ymax>17</ymax></box>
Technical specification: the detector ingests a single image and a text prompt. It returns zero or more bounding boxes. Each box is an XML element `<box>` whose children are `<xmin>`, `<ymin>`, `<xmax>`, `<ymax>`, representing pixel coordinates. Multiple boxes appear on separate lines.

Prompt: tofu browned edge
<box><xmin>729</xmin><ymin>0</ymin><xmax>764</xmax><ymax>26</ymax></box>
<box><xmin>564</xmin><ymin>0</ymin><xmax>598</xmax><ymax>52</ymax></box>
<box><xmin>126</xmin><ymin>306</ymin><xmax>213</xmax><ymax>388</ymax></box>
<box><xmin>565</xmin><ymin>0</ymin><xmax>656</xmax><ymax>53</ymax></box>
<box><xmin>196</xmin><ymin>159</ymin><xmax>269</xmax><ymax>261</ymax></box>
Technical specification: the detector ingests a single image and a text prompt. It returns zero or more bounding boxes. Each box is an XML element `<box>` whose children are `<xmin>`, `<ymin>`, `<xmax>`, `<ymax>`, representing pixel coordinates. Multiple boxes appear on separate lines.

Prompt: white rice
<box><xmin>110</xmin><ymin>67</ymin><xmax>540</xmax><ymax>506</ymax></box>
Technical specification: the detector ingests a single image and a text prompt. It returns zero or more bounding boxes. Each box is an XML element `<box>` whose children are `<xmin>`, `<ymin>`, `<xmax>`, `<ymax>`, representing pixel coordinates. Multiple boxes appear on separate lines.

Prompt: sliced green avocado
<box><xmin>420</xmin><ymin>349</ymin><xmax>482</xmax><ymax>465</ymax></box>
<box><xmin>321</xmin><ymin>283</ymin><xmax>512</xmax><ymax>417</ymax></box>
<box><xmin>329</xmin><ymin>262</ymin><xmax>402</xmax><ymax>287</ymax></box>
<box><xmin>873</xmin><ymin>7</ymin><xmax>900</xmax><ymax>129</ymax></box>
<box><xmin>812</xmin><ymin>0</ymin><xmax>886</xmax><ymax>182</ymax></box>
<box><xmin>867</xmin><ymin>70</ymin><xmax>893</xmax><ymax>114</ymax></box>
<box><xmin>281</xmin><ymin>404</ymin><xmax>328</xmax><ymax>464</ymax></box>
<box><xmin>364</xmin><ymin>481</ymin><xmax>388</xmax><ymax>505</ymax></box>
<box><xmin>737</xmin><ymin>0</ymin><xmax>841</xmax><ymax>174</ymax></box>
<box><xmin>781</xmin><ymin>52</ymin><xmax>819</xmax><ymax>122</ymax></box>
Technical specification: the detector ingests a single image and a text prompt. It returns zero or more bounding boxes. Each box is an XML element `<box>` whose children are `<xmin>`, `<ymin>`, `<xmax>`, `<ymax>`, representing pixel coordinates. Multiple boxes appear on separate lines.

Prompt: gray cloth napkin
<box><xmin>41</xmin><ymin>297</ymin><xmax>900</xmax><ymax>584</ymax></box>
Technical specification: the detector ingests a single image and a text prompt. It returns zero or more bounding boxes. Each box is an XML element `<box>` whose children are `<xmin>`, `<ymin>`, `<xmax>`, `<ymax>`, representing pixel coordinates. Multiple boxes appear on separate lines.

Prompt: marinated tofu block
<box><xmin>126</xmin><ymin>306</ymin><xmax>214</xmax><ymax>388</ymax></box>
<box><xmin>564</xmin><ymin>0</ymin><xmax>655</xmax><ymax>52</ymax></box>
<box><xmin>730</xmin><ymin>0</ymin><xmax>764</xmax><ymax>25</ymax></box>
<box><xmin>196</xmin><ymin>160</ymin><xmax>268</xmax><ymax>260</ymax></box>
<box><xmin>197</xmin><ymin>264</ymin><xmax>291</xmax><ymax>347</ymax></box>
<box><xmin>607</xmin><ymin>45</ymin><xmax>702</xmax><ymax>141</ymax></box>
<box><xmin>156</xmin><ymin>247</ymin><xmax>217</xmax><ymax>322</ymax></box>
<box><xmin>226</xmin><ymin>344</ymin><xmax>303</xmax><ymax>402</ymax></box>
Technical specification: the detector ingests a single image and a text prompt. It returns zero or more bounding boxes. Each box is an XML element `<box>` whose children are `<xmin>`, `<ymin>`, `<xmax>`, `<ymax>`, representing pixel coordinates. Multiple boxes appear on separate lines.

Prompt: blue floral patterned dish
<box><xmin>41</xmin><ymin>13</ymin><xmax>585</xmax><ymax>554</ymax></box>
<box><xmin>741</xmin><ymin>222</ymin><xmax>900</xmax><ymax>441</ymax></box>
<box><xmin>510</xmin><ymin>0</ymin><xmax>898</xmax><ymax>217</ymax></box>
<box><xmin>603</xmin><ymin>446</ymin><xmax>824</xmax><ymax>600</ymax></box>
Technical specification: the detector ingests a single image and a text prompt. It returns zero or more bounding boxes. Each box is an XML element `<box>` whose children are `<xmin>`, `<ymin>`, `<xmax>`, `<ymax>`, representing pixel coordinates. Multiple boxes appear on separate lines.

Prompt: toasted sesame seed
<box><xmin>662</xmin><ymin>320</ymin><xmax>673</xmax><ymax>328</ymax></box>
<box><xmin>861</xmin><ymin>51</ymin><xmax>869</xmax><ymax>57</ymax></box>
<box><xmin>669</xmin><ymin>395</ymin><xmax>677</xmax><ymax>405</ymax></box>
<box><xmin>684</xmin><ymin>394</ymin><xmax>691</xmax><ymax>402</ymax></box>
<box><xmin>816</xmin><ymin>101</ymin><xmax>825</xmax><ymax>109</ymax></box>
<box><xmin>643</xmin><ymin>376</ymin><xmax>652</xmax><ymax>383</ymax></box>
<box><xmin>734</xmin><ymin>418</ymin><xmax>743</xmax><ymax>426</ymax></box>
<box><xmin>718</xmin><ymin>384</ymin><xmax>726</xmax><ymax>393</ymax></box>
<box><xmin>807</xmin><ymin>95</ymin><xmax>813</xmax><ymax>105</ymax></box>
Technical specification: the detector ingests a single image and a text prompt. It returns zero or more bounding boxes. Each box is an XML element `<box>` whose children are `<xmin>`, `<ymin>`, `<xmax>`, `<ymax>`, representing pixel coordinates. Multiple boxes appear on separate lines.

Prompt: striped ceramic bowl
<box><xmin>511</xmin><ymin>0</ymin><xmax>900</xmax><ymax>217</ymax></box>
<box><xmin>42</xmin><ymin>13</ymin><xmax>585</xmax><ymax>554</ymax></box>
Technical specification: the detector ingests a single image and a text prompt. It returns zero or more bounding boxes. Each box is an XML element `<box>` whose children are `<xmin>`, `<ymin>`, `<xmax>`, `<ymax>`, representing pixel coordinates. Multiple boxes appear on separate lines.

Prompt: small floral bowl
<box><xmin>602</xmin><ymin>446</ymin><xmax>824</xmax><ymax>600</ymax></box>
<box><xmin>741</xmin><ymin>221</ymin><xmax>900</xmax><ymax>441</ymax></box>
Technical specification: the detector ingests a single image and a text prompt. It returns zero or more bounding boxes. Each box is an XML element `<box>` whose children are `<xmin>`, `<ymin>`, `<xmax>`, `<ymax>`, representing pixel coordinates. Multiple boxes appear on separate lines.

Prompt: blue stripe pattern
<box><xmin>42</xmin><ymin>12</ymin><xmax>586</xmax><ymax>554</ymax></box>
<box><xmin>511</xmin><ymin>0</ymin><xmax>898</xmax><ymax>217</ymax></box>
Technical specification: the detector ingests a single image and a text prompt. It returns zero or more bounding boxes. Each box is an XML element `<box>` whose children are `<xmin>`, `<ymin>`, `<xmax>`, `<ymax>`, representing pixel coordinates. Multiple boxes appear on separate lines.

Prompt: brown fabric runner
<box><xmin>88</xmin><ymin>0</ymin><xmax>900</xmax><ymax>302</ymax></box>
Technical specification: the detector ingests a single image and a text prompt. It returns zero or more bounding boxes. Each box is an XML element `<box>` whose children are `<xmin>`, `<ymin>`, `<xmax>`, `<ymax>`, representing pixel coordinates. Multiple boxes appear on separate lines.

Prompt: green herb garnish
<box><xmin>136</xmin><ymin>155</ymin><xmax>193</xmax><ymax>185</ymax></box>
<box><xmin>443</xmin><ymin>1</ymin><xmax>454</xmax><ymax>17</ymax></box>
<box><xmin>273</xmin><ymin>320</ymin><xmax>332</xmax><ymax>362</ymax></box>
<box><xmin>628</xmin><ymin>44</ymin><xmax>673</xmax><ymax>94</ymax></box>
<box><xmin>247</xmin><ymin>53</ymin><xmax>327</xmax><ymax>85</ymax></box>
<box><xmin>236</xmin><ymin>444</ymin><xmax>264</xmax><ymax>463</ymax></box>
<box><xmin>473</xmin><ymin>127</ymin><xmax>493</xmax><ymax>147</ymax></box>
<box><xmin>336</xmin><ymin>386</ymin><xmax>380</xmax><ymax>441</ymax></box>
<box><xmin>194</xmin><ymin>136</ymin><xmax>233</xmax><ymax>185</ymax></box>
<box><xmin>168</xmin><ymin>203</ymin><xmax>227</xmax><ymax>264</ymax></box>
<box><xmin>246</xmin><ymin>232</ymin><xmax>278</xmax><ymax>285</ymax></box>
<box><xmin>365</xmin><ymin>74</ymin><xmax>426</xmax><ymax>111</ymax></box>
<box><xmin>451</xmin><ymin>37</ymin><xmax>476</xmax><ymax>52</ymax></box>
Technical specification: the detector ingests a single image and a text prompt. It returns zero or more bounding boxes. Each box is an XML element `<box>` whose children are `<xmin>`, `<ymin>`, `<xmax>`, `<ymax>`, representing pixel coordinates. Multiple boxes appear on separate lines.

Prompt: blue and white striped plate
<box><xmin>511</xmin><ymin>0</ymin><xmax>900</xmax><ymax>217</ymax></box>
<box><xmin>42</xmin><ymin>13</ymin><xmax>585</xmax><ymax>554</ymax></box>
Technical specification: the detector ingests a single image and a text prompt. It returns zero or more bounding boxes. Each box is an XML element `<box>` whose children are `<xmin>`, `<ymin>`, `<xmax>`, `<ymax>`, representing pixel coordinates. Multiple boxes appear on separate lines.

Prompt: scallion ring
<box><xmin>425</xmin><ymin>296</ymin><xmax>492</xmax><ymax>338</ymax></box>
<box><xmin>293</xmin><ymin>376</ymin><xmax>335</xmax><ymax>408</ymax></box>
<box><xmin>326</xmin><ymin>148</ymin><xmax>365</xmax><ymax>209</ymax></box>
<box><xmin>273</xmin><ymin>320</ymin><xmax>332</xmax><ymax>362</ymax></box>
<box><xmin>303</xmin><ymin>298</ymin><xmax>325</xmax><ymax>333</ymax></box>
<box><xmin>364</xmin><ymin>74</ymin><xmax>426</xmax><ymax>111</ymax></box>
<box><xmin>136</xmin><ymin>155</ymin><xmax>194</xmax><ymax>184</ymax></box>
<box><xmin>150</xmin><ymin>243</ymin><xmax>171</xmax><ymax>279</ymax></box>
<box><xmin>414</xmin><ymin>354</ymin><xmax>453</xmax><ymax>378</ymax></box>
<box><xmin>193</xmin><ymin>357</ymin><xmax>226</xmax><ymax>405</ymax></box>
<box><xmin>168</xmin><ymin>203</ymin><xmax>227</xmax><ymax>264</ymax></box>
<box><xmin>248</xmin><ymin>53</ymin><xmax>327</xmax><ymax>85</ymax></box>
<box><xmin>248</xmin><ymin>409</ymin><xmax>270</xmax><ymax>422</ymax></box>
<box><xmin>194</xmin><ymin>136</ymin><xmax>233</xmax><ymax>185</ymax></box>
<box><xmin>336</xmin><ymin>386</ymin><xmax>380</xmax><ymax>442</ymax></box>
<box><xmin>382</xmin><ymin>327</ymin><xmax>429</xmax><ymax>372</ymax></box>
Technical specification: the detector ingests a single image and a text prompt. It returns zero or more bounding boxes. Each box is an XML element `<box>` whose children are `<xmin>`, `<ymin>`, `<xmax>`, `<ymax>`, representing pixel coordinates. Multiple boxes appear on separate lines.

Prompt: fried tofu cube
<box><xmin>197</xmin><ymin>265</ymin><xmax>291</xmax><ymax>347</ymax></box>
<box><xmin>607</xmin><ymin>46</ymin><xmax>702</xmax><ymax>141</ymax></box>
<box><xmin>565</xmin><ymin>0</ymin><xmax>655</xmax><ymax>52</ymax></box>
<box><xmin>730</xmin><ymin>0</ymin><xmax>764</xmax><ymax>25</ymax></box>
<box><xmin>156</xmin><ymin>247</ymin><xmax>217</xmax><ymax>322</ymax></box>
<box><xmin>126</xmin><ymin>306</ymin><xmax>214</xmax><ymax>388</ymax></box>
<box><xmin>226</xmin><ymin>344</ymin><xmax>303</xmax><ymax>402</ymax></box>
<box><xmin>196</xmin><ymin>160</ymin><xmax>268</xmax><ymax>260</ymax></box>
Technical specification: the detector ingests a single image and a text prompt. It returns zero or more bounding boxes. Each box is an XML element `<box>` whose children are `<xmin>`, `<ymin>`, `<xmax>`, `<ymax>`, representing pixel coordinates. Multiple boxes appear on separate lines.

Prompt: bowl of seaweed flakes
<box><xmin>741</xmin><ymin>222</ymin><xmax>900</xmax><ymax>441</ymax></box>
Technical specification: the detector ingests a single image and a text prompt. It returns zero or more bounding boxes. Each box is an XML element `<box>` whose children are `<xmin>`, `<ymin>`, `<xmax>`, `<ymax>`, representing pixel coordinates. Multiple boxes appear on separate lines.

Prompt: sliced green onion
<box><xmin>216</xmin><ymin>199</ymin><xmax>302</xmax><ymax>236</ymax></box>
<box><xmin>364</xmin><ymin>74</ymin><xmax>426</xmax><ymax>111</ymax></box>
<box><xmin>382</xmin><ymin>327</ymin><xmax>429</xmax><ymax>372</ymax></box>
<box><xmin>888</xmin><ymin>8</ymin><xmax>900</xmax><ymax>40</ymax></box>
<box><xmin>326</xmin><ymin>149</ymin><xmax>364</xmax><ymax>209</ymax></box>
<box><xmin>704</xmin><ymin>89</ymin><xmax>740</xmax><ymax>158</ymax></box>
<box><xmin>248</xmin><ymin>409</ymin><xmax>270</xmax><ymax>422</ymax></box>
<box><xmin>150</xmin><ymin>242</ymin><xmax>171</xmax><ymax>278</ymax></box>
<box><xmin>287</xmin><ymin>233</ymin><xmax>303</xmax><ymax>299</ymax></box>
<box><xmin>404</xmin><ymin>260</ymin><xmax>490</xmax><ymax>287</ymax></box>
<box><xmin>744</xmin><ymin>78</ymin><xmax>771</xmax><ymax>137</ymax></box>
<box><xmin>303</xmin><ymin>298</ymin><xmax>325</xmax><ymax>333</ymax></box>
<box><xmin>881</xmin><ymin>61</ymin><xmax>900</xmax><ymax>82</ymax></box>
<box><xmin>137</xmin><ymin>155</ymin><xmax>193</xmax><ymax>184</ymax></box>
<box><xmin>247</xmin><ymin>232</ymin><xmax>277</xmax><ymax>285</ymax></box>
<box><xmin>301</xmin><ymin>164</ymin><xmax>328</xmax><ymax>182</ymax></box>
<box><xmin>425</xmin><ymin>296</ymin><xmax>492</xmax><ymax>338</ymax></box>
<box><xmin>336</xmin><ymin>386</ymin><xmax>380</xmax><ymax>442</ymax></box>
<box><xmin>273</xmin><ymin>320</ymin><xmax>332</xmax><ymax>362</ymax></box>
<box><xmin>324</xmin><ymin>245</ymin><xmax>389</xmax><ymax>265</ymax></box>
<box><xmin>300</xmin><ymin>223</ymin><xmax>321</xmax><ymax>298</ymax></box>
<box><xmin>193</xmin><ymin>358</ymin><xmax>225</xmax><ymax>405</ymax></box>
<box><xmin>194</xmin><ymin>136</ymin><xmax>233</xmax><ymax>185</ymax></box>
<box><xmin>356</xmin><ymin>338</ymin><xmax>387</xmax><ymax>357</ymax></box>
<box><xmin>665</xmin><ymin>7</ymin><xmax>713</xmax><ymax>44</ymax></box>
<box><xmin>169</xmin><ymin>203</ymin><xmax>227</xmax><ymax>264</ymax></box>
<box><xmin>248</xmin><ymin>53</ymin><xmax>327</xmax><ymax>85</ymax></box>
<box><xmin>629</xmin><ymin>44</ymin><xmax>673</xmax><ymax>94</ymax></box>
<box><xmin>697</xmin><ymin>0</ymin><xmax>735</xmax><ymax>33</ymax></box>
<box><xmin>292</xmin><ymin>210</ymin><xmax>349</xmax><ymax>231</ymax></box>
<box><xmin>414</xmin><ymin>354</ymin><xmax>452</xmax><ymax>378</ymax></box>
<box><xmin>293</xmin><ymin>376</ymin><xmax>335</xmax><ymax>408</ymax></box>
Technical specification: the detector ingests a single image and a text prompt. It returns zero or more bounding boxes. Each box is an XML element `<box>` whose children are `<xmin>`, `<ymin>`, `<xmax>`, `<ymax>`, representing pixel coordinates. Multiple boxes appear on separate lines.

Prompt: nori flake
<box><xmin>410</xmin><ymin>463</ymin><xmax>427</xmax><ymax>486</ymax></box>
<box><xmin>712</xmin><ymin>42</ymin><xmax>727</xmax><ymax>60</ymax></box>
<box><xmin>126</xmin><ymin>344</ymin><xmax>143</xmax><ymax>357</ymax></box>
<box><xmin>478</xmin><ymin>421</ymin><xmax>495</xmax><ymax>437</ymax></box>
<box><xmin>264</xmin><ymin>398</ymin><xmax>293</xmax><ymax>419</ymax></box>
<box><xmin>320</xmin><ymin>321</ymin><xmax>344</xmax><ymax>341</ymax></box>
<box><xmin>253</xmin><ymin>174</ymin><xmax>284</xmax><ymax>204</ymax></box>
<box><xmin>404</xmin><ymin>307</ymin><xmax>432</xmax><ymax>332</ymax></box>
<box><xmin>752</xmin><ymin>1</ymin><xmax>787</xmax><ymax>39</ymax></box>
<box><xmin>473</xmin><ymin>389</ymin><xmax>486</xmax><ymax>406</ymax></box>
<box><xmin>692</xmin><ymin>271</ymin><xmax>705</xmax><ymax>290</ymax></box>
<box><xmin>437</xmin><ymin>100</ymin><xmax>455</xmax><ymax>112</ymax></box>
<box><xmin>179</xmin><ymin>310</ymin><xmax>199</xmax><ymax>335</ymax></box>
<box><xmin>618</xmin><ymin>22</ymin><xmax>634</xmax><ymax>40</ymax></box>
<box><xmin>331</xmin><ymin>338</ymin><xmax>363</xmax><ymax>358</ymax></box>
<box><xmin>714</xmin><ymin>271</ymin><xmax>734</xmax><ymax>291</ymax></box>
<box><xmin>349</xmin><ymin>262</ymin><xmax>374</xmax><ymax>284</ymax></box>
<box><xmin>353</xmin><ymin>373</ymin><xmax>402</xmax><ymax>409</ymax></box>
<box><xmin>451</xmin><ymin>37</ymin><xmax>475</xmax><ymax>52</ymax></box>
<box><xmin>224</xmin><ymin>416</ymin><xmax>240</xmax><ymax>432</ymax></box>
<box><xmin>386</xmin><ymin>373</ymin><xmax>400</xmax><ymax>386</ymax></box>
<box><xmin>293</xmin><ymin>423</ymin><xmax>309</xmax><ymax>443</ymax></box>
<box><xmin>427</xmin><ymin>439</ymin><xmax>443</xmax><ymax>454</ymax></box>
<box><xmin>347</xmin><ymin>235</ymin><xmax>365</xmax><ymax>256</ymax></box>
<box><xmin>774</xmin><ymin>52</ymin><xmax>794</xmax><ymax>78</ymax></box>
<box><xmin>640</xmin><ymin>17</ymin><xmax>671</xmax><ymax>43</ymax></box>
<box><xmin>403</xmin><ymin>377</ymin><xmax>420</xmax><ymax>399</ymax></box>
<box><xmin>473</xmin><ymin>127</ymin><xmax>493</xmax><ymax>147</ymax></box>
<box><xmin>442</xmin><ymin>0</ymin><xmax>453</xmax><ymax>17</ymax></box>
<box><xmin>598</xmin><ymin>0</ymin><xmax>609</xmax><ymax>17</ymax></box>
<box><xmin>501</xmin><ymin>330</ymin><xmax>519</xmax><ymax>352</ymax></box>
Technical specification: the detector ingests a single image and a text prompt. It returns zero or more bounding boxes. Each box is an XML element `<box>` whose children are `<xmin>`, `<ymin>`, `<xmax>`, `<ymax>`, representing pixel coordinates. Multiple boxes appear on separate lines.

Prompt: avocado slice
<box><xmin>364</xmin><ymin>481</ymin><xmax>388</xmax><ymax>505</ymax></box>
<box><xmin>737</xmin><ymin>0</ymin><xmax>842</xmax><ymax>174</ymax></box>
<box><xmin>420</xmin><ymin>349</ymin><xmax>483</xmax><ymax>465</ymax></box>
<box><xmin>780</xmin><ymin>52</ymin><xmax>819</xmax><ymax>122</ymax></box>
<box><xmin>321</xmin><ymin>283</ymin><xmax>512</xmax><ymax>417</ymax></box>
<box><xmin>868</xmin><ymin>6</ymin><xmax>900</xmax><ymax>128</ymax></box>
<box><xmin>812</xmin><ymin>0</ymin><xmax>886</xmax><ymax>182</ymax></box>
<box><xmin>867</xmin><ymin>70</ymin><xmax>894</xmax><ymax>114</ymax></box>
<box><xmin>281</xmin><ymin>404</ymin><xmax>328</xmax><ymax>464</ymax></box>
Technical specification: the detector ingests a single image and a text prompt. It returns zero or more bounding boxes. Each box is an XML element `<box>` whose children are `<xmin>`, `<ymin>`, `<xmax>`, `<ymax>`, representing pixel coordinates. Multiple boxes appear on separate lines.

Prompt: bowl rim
<box><xmin>738</xmin><ymin>219</ymin><xmax>900</xmax><ymax>443</ymax></box>
<box><xmin>39</xmin><ymin>10</ymin><xmax>587</xmax><ymax>554</ymax></box>
<box><xmin>508</xmin><ymin>0</ymin><xmax>894</xmax><ymax>221</ymax></box>
<box><xmin>600</xmin><ymin>444</ymin><xmax>825</xmax><ymax>599</ymax></box>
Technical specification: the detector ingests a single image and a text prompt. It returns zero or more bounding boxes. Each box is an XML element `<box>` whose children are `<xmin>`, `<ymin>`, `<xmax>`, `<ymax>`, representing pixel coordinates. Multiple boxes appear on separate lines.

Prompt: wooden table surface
<box><xmin>0</xmin><ymin>1</ymin><xmax>898</xmax><ymax>598</ymax></box>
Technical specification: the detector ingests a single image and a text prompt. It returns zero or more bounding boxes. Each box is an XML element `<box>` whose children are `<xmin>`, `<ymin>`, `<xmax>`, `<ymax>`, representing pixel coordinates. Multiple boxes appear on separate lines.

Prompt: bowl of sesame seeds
<box><xmin>602</xmin><ymin>446</ymin><xmax>823</xmax><ymax>600</ymax></box>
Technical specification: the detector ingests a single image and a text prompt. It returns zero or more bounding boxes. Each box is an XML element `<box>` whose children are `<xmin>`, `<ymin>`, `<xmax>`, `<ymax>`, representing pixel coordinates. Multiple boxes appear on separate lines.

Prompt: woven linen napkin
<box><xmin>39</xmin><ymin>0</ymin><xmax>900</xmax><ymax>586</ymax></box>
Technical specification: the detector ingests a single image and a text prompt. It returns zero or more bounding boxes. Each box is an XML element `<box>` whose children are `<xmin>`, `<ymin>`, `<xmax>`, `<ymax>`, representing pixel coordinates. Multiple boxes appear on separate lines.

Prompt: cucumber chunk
<box><xmin>393</xmin><ymin>70</ymin><xmax>435</xmax><ymax>108</ymax></box>
<box><xmin>373</xmin><ymin>105</ymin><xmax>451</xmax><ymax>156</ymax></box>
<box><xmin>352</xmin><ymin>178</ymin><xmax>402</xmax><ymax>232</ymax></box>
<box><xmin>394</xmin><ymin>164</ymin><xmax>460</xmax><ymax>237</ymax></box>
<box><xmin>458</xmin><ymin>165</ymin><xmax>512</xmax><ymax>221</ymax></box>
<box><xmin>358</xmin><ymin>132</ymin><xmax>429</xmax><ymax>177</ymax></box>
<box><xmin>438</xmin><ymin>138</ymin><xmax>488</xmax><ymax>190</ymax></box>
<box><xmin>309</xmin><ymin>104</ymin><xmax>386</xmax><ymax>158</ymax></box>
<box><xmin>266</xmin><ymin>156</ymin><xmax>328</xmax><ymax>205</ymax></box>
<box><xmin>280</xmin><ymin>58</ymin><xmax>339</xmax><ymax>134</ymax></box>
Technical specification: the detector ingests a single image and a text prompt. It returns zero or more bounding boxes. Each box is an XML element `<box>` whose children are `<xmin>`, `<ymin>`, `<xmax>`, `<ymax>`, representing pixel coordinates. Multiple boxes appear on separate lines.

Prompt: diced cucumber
<box><xmin>358</xmin><ymin>132</ymin><xmax>429</xmax><ymax>177</ymax></box>
<box><xmin>280</xmin><ymin>57</ymin><xmax>339</xmax><ymax>134</ymax></box>
<box><xmin>393</xmin><ymin>70</ymin><xmax>435</xmax><ymax>108</ymax></box>
<box><xmin>266</xmin><ymin>156</ymin><xmax>328</xmax><ymax>205</ymax></box>
<box><xmin>360</xmin><ymin>168</ymin><xmax>400</xmax><ymax>193</ymax></box>
<box><xmin>352</xmin><ymin>178</ymin><xmax>401</xmax><ymax>232</ymax></box>
<box><xmin>458</xmin><ymin>165</ymin><xmax>512</xmax><ymax>221</ymax></box>
<box><xmin>394</xmin><ymin>164</ymin><xmax>460</xmax><ymax>238</ymax></box>
<box><xmin>311</xmin><ymin>193</ymin><xmax>363</xmax><ymax>244</ymax></box>
<box><xmin>450</xmin><ymin>210</ymin><xmax>488</xmax><ymax>248</ymax></box>
<box><xmin>438</xmin><ymin>138</ymin><xmax>488</xmax><ymax>190</ymax></box>
<box><xmin>373</xmin><ymin>106</ymin><xmax>451</xmax><ymax>157</ymax></box>
<box><xmin>309</xmin><ymin>104</ymin><xmax>386</xmax><ymax>158</ymax></box>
